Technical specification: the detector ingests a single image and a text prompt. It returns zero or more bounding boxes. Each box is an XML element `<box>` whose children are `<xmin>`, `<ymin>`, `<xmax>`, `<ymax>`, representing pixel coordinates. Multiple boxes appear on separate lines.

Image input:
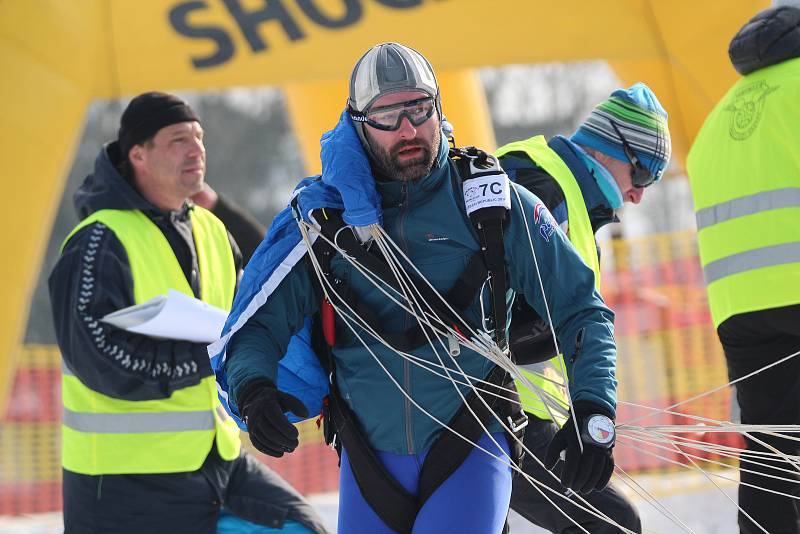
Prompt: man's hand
<box><xmin>238</xmin><ymin>379</ymin><xmax>309</xmax><ymax>457</ymax></box>
<box><xmin>190</xmin><ymin>183</ymin><xmax>219</xmax><ymax>210</ymax></box>
<box><xmin>544</xmin><ymin>401</ymin><xmax>616</xmax><ymax>494</ymax></box>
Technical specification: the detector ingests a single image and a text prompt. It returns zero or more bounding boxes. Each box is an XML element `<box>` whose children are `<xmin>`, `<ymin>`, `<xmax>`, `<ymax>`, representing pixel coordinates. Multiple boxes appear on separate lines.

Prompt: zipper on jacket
<box><xmin>570</xmin><ymin>327</ymin><xmax>585</xmax><ymax>364</ymax></box>
<box><xmin>397</xmin><ymin>180</ymin><xmax>415</xmax><ymax>454</ymax></box>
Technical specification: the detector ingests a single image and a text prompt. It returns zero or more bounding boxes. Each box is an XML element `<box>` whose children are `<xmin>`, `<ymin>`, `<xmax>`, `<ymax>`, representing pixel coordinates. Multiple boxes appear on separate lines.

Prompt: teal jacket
<box><xmin>225</xmin><ymin>137</ymin><xmax>617</xmax><ymax>455</ymax></box>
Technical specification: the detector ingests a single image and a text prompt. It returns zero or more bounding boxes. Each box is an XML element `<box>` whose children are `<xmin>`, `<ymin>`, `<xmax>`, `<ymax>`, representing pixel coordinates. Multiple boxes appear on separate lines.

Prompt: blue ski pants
<box><xmin>338</xmin><ymin>432</ymin><xmax>512</xmax><ymax>533</ymax></box>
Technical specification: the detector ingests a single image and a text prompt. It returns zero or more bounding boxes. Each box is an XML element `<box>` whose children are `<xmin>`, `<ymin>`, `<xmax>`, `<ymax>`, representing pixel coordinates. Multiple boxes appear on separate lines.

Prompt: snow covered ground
<box><xmin>0</xmin><ymin>470</ymin><xmax>739</xmax><ymax>533</ymax></box>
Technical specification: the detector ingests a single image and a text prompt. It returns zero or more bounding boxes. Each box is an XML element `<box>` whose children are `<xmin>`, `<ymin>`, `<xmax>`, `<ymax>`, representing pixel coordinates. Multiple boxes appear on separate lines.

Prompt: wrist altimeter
<box><xmin>580</xmin><ymin>414</ymin><xmax>615</xmax><ymax>448</ymax></box>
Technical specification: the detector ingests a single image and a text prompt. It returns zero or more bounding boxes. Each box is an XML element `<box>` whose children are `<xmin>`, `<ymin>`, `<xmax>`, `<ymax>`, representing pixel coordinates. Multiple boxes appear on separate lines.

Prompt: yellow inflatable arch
<box><xmin>0</xmin><ymin>0</ymin><xmax>766</xmax><ymax>406</ymax></box>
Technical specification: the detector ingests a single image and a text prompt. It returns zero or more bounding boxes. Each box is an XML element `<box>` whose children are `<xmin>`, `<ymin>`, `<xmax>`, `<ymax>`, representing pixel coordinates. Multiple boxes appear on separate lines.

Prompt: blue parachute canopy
<box><xmin>209</xmin><ymin>111</ymin><xmax>380</xmax><ymax>427</ymax></box>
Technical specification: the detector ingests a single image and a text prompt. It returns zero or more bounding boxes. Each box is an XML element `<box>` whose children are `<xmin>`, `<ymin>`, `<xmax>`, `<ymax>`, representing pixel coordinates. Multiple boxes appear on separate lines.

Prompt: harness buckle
<box><xmin>507</xmin><ymin>412</ymin><xmax>529</xmax><ymax>434</ymax></box>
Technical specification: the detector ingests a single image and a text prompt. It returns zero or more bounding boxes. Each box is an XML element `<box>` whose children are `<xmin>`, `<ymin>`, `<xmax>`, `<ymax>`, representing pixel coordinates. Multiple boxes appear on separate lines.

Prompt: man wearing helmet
<box><xmin>220</xmin><ymin>43</ymin><xmax>619</xmax><ymax>533</ymax></box>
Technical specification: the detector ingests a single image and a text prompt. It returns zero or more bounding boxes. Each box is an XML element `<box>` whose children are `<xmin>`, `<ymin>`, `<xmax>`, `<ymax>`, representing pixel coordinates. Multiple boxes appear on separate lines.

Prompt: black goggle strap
<box><xmin>609</xmin><ymin>120</ymin><xmax>654</xmax><ymax>188</ymax></box>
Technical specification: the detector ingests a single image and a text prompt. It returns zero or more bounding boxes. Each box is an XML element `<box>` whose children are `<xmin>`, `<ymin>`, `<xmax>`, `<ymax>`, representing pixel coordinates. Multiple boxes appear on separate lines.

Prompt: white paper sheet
<box><xmin>101</xmin><ymin>289</ymin><xmax>228</xmax><ymax>343</ymax></box>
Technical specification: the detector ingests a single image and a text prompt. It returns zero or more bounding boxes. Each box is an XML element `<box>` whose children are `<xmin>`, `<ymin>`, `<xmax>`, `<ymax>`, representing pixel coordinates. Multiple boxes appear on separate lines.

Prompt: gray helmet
<box><xmin>348</xmin><ymin>43</ymin><xmax>443</xmax><ymax>152</ymax></box>
<box><xmin>349</xmin><ymin>42</ymin><xmax>440</xmax><ymax>113</ymax></box>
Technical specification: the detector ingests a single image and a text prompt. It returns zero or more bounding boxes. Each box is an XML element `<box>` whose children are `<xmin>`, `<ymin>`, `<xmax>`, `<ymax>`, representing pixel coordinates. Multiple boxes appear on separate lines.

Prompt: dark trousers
<box><xmin>63</xmin><ymin>446</ymin><xmax>329</xmax><ymax>534</ymax></box>
<box><xmin>509</xmin><ymin>418</ymin><xmax>641</xmax><ymax>533</ymax></box>
<box><xmin>719</xmin><ymin>304</ymin><xmax>800</xmax><ymax>534</ymax></box>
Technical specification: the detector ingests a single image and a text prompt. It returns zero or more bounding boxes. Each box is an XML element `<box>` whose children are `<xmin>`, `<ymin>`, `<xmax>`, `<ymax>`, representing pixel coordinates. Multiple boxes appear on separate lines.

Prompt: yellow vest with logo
<box><xmin>60</xmin><ymin>207</ymin><xmax>241</xmax><ymax>475</ymax></box>
<box><xmin>496</xmin><ymin>136</ymin><xmax>601</xmax><ymax>422</ymax></box>
<box><xmin>687</xmin><ymin>57</ymin><xmax>800</xmax><ymax>327</ymax></box>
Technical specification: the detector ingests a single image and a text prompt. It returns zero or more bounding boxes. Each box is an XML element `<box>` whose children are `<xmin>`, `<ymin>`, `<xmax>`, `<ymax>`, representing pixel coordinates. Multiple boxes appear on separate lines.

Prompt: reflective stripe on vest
<box><xmin>687</xmin><ymin>57</ymin><xmax>800</xmax><ymax>327</ymax></box>
<box><xmin>60</xmin><ymin>207</ymin><xmax>241</xmax><ymax>475</ymax></box>
<box><xmin>496</xmin><ymin>137</ymin><xmax>602</xmax><ymax>422</ymax></box>
<box><xmin>695</xmin><ymin>188</ymin><xmax>800</xmax><ymax>230</ymax></box>
<box><xmin>704</xmin><ymin>241</ymin><xmax>800</xmax><ymax>285</ymax></box>
<box><xmin>62</xmin><ymin>407</ymin><xmax>215</xmax><ymax>433</ymax></box>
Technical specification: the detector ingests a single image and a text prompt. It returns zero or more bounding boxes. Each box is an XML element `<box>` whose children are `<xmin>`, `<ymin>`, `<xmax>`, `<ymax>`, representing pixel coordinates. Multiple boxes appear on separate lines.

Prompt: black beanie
<box><xmin>729</xmin><ymin>6</ymin><xmax>800</xmax><ymax>75</ymax></box>
<box><xmin>117</xmin><ymin>92</ymin><xmax>200</xmax><ymax>159</ymax></box>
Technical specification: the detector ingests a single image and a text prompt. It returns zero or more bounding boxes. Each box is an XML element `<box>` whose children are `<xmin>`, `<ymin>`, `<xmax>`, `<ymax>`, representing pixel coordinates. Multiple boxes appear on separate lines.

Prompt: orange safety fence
<box><xmin>0</xmin><ymin>230</ymin><xmax>738</xmax><ymax>516</ymax></box>
<box><xmin>606</xmin><ymin>230</ymin><xmax>742</xmax><ymax>471</ymax></box>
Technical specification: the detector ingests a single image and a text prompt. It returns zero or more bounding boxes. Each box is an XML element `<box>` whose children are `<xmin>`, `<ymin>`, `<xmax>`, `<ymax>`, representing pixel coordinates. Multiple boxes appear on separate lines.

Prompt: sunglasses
<box><xmin>609</xmin><ymin>121</ymin><xmax>656</xmax><ymax>189</ymax></box>
<box><xmin>349</xmin><ymin>97</ymin><xmax>435</xmax><ymax>131</ymax></box>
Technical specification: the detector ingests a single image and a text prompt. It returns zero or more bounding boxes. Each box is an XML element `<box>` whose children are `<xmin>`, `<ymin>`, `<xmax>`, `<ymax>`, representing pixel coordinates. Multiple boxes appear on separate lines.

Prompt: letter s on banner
<box><xmin>169</xmin><ymin>1</ymin><xmax>235</xmax><ymax>69</ymax></box>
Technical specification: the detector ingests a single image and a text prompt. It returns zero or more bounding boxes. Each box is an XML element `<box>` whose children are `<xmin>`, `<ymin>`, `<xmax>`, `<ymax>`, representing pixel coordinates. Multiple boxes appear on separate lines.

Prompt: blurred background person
<box><xmin>499</xmin><ymin>81</ymin><xmax>671</xmax><ymax>534</ymax></box>
<box><xmin>687</xmin><ymin>4</ymin><xmax>800</xmax><ymax>533</ymax></box>
<box><xmin>49</xmin><ymin>92</ymin><xmax>328</xmax><ymax>534</ymax></box>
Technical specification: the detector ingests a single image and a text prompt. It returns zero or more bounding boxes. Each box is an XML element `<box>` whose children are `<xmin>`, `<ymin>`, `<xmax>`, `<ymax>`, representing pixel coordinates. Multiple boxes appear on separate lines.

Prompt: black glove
<box><xmin>544</xmin><ymin>401</ymin><xmax>616</xmax><ymax>494</ymax></box>
<box><xmin>237</xmin><ymin>378</ymin><xmax>309</xmax><ymax>457</ymax></box>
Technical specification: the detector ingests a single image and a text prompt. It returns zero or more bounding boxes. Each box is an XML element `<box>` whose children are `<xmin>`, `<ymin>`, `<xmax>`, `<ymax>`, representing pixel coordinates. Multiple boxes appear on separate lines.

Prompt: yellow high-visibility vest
<box><xmin>496</xmin><ymin>136</ymin><xmax>601</xmax><ymax>422</ymax></box>
<box><xmin>687</xmin><ymin>57</ymin><xmax>800</xmax><ymax>328</ymax></box>
<box><xmin>60</xmin><ymin>207</ymin><xmax>241</xmax><ymax>475</ymax></box>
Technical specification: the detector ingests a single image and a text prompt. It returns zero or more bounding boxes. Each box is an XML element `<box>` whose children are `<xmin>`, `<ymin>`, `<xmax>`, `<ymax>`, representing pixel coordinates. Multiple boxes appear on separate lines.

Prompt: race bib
<box><xmin>462</xmin><ymin>173</ymin><xmax>511</xmax><ymax>216</ymax></box>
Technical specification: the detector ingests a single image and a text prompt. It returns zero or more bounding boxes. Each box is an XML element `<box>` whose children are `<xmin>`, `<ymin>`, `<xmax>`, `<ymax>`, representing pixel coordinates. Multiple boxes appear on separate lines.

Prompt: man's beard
<box><xmin>368</xmin><ymin>127</ymin><xmax>440</xmax><ymax>182</ymax></box>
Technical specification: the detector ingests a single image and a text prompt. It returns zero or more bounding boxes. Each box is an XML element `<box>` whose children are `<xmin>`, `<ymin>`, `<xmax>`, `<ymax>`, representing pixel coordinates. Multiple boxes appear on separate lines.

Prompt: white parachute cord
<box><xmin>365</xmin><ymin>215</ymin><xmax>624</xmax><ymax>530</ymax></box>
<box><xmin>336</xmin><ymin>304</ymin><xmax>632</xmax><ymax>534</ymax></box>
<box><xmin>327</xmin><ymin>225</ymin><xmax>453</xmax><ymax>336</ymax></box>
<box><xmin>368</xmin><ymin>227</ymin><xmax>525</xmax><ymax>477</ymax></box>
<box><xmin>620</xmin><ymin>399</ymin><xmax>786</xmax><ymax>428</ymax></box>
<box><xmin>611</xmin><ymin>466</ymin><xmax>699</xmax><ymax>534</ymax></box>
<box><xmin>302</xmin><ymin>223</ymin><xmax>545</xmax><ymax>409</ymax></box>
<box><xmin>622</xmin><ymin>433</ymin><xmax>800</xmax><ymax>490</ymax></box>
<box><xmin>300</xmin><ymin>219</ymin><xmax>637</xmax><ymax>533</ymax></box>
<box><xmin>366</xmin><ymin>222</ymin><xmax>567</xmax><ymax>429</ymax></box>
<box><xmin>624</xmin><ymin>346</ymin><xmax>800</xmax><ymax>426</ymax></box>
<box><xmin>617</xmin><ymin>346</ymin><xmax>800</xmax><ymax>479</ymax></box>
<box><xmin>301</xmin><ymin>214</ymin><xmax>786</xmax><ymax>532</ymax></box>
<box><xmin>365</xmin><ymin>224</ymin><xmax>503</xmax><ymax>365</ymax></box>
<box><xmin>663</xmin><ymin>437</ymin><xmax>771</xmax><ymax>534</ymax></box>
<box><xmin>368</xmin><ymin>224</ymin><xmax>577</xmax><ymax>468</ymax></box>
<box><xmin>622</xmin><ymin>424</ymin><xmax>800</xmax><ymax>467</ymax></box>
<box><xmin>301</xmin><ymin>221</ymin><xmax>522</xmax><ymax>409</ymax></box>
<box><xmin>664</xmin><ymin>440</ymin><xmax>770</xmax><ymax>534</ymax></box>
<box><xmin>369</xmin><ymin>212</ymin><xmax>566</xmax><ymax>425</ymax></box>
<box><xmin>303</xmin><ymin>219</ymin><xmax>483</xmax><ymax>347</ymax></box>
<box><xmin>303</xmin><ymin>223</ymin><xmax>631</xmax><ymax>534</ymax></box>
<box><xmin>365</xmin><ymin>227</ymin><xmax>634</xmax><ymax>534</ymax></box>
<box><xmin>739</xmin><ymin>428</ymin><xmax>800</xmax><ymax>474</ymax></box>
<box><xmin>509</xmin><ymin>182</ymin><xmax>583</xmax><ymax>450</ymax></box>
<box><xmin>623</xmin><ymin>430</ymin><xmax>800</xmax><ymax>477</ymax></box>
<box><xmin>618</xmin><ymin>427</ymin><xmax>800</xmax><ymax>486</ymax></box>
<box><xmin>618</xmin><ymin>401</ymin><xmax>800</xmax><ymax>469</ymax></box>
<box><xmin>303</xmin><ymin>220</ymin><xmax>512</xmax><ymax>367</ymax></box>
<box><xmin>617</xmin><ymin>432</ymin><xmax>800</xmax><ymax>502</ymax></box>
<box><xmin>619</xmin><ymin>426</ymin><xmax>800</xmax><ymax>476</ymax></box>
<box><xmin>614</xmin><ymin>438</ymin><xmax>774</xmax><ymax>533</ymax></box>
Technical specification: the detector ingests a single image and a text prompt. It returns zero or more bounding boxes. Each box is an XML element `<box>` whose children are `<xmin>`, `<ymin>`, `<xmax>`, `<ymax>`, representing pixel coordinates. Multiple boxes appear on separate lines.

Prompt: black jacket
<box><xmin>50</xmin><ymin>145</ymin><xmax>329</xmax><ymax>534</ymax></box>
<box><xmin>49</xmin><ymin>142</ymin><xmax>244</xmax><ymax>401</ymax></box>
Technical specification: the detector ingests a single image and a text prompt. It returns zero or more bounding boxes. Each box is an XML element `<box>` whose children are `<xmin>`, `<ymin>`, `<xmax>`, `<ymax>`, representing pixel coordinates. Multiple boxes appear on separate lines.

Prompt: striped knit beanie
<box><xmin>570</xmin><ymin>83</ymin><xmax>671</xmax><ymax>182</ymax></box>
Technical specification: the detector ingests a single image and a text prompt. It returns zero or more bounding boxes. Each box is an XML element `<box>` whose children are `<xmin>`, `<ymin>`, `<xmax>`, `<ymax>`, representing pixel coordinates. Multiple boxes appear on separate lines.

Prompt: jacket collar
<box><xmin>548</xmin><ymin>135</ymin><xmax>618</xmax><ymax>232</ymax></box>
<box><xmin>74</xmin><ymin>141</ymin><xmax>192</xmax><ymax>222</ymax></box>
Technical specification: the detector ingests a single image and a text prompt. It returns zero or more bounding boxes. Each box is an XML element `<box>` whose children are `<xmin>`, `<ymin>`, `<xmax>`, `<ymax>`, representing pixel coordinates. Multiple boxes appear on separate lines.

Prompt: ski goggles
<box><xmin>349</xmin><ymin>97</ymin><xmax>435</xmax><ymax>131</ymax></box>
<box><xmin>610</xmin><ymin>121</ymin><xmax>656</xmax><ymax>189</ymax></box>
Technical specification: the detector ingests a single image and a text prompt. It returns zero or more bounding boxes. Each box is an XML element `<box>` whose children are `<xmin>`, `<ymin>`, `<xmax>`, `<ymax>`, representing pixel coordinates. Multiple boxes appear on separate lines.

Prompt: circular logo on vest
<box><xmin>723</xmin><ymin>80</ymin><xmax>778</xmax><ymax>141</ymax></box>
<box><xmin>586</xmin><ymin>414</ymin><xmax>615</xmax><ymax>446</ymax></box>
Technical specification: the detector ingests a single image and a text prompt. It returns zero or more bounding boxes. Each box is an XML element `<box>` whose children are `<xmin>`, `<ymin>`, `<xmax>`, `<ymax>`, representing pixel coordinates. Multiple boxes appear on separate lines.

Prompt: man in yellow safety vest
<box><xmin>498</xmin><ymin>82</ymin><xmax>671</xmax><ymax>534</ymax></box>
<box><xmin>687</xmin><ymin>4</ymin><xmax>800</xmax><ymax>532</ymax></box>
<box><xmin>49</xmin><ymin>92</ymin><xmax>328</xmax><ymax>534</ymax></box>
